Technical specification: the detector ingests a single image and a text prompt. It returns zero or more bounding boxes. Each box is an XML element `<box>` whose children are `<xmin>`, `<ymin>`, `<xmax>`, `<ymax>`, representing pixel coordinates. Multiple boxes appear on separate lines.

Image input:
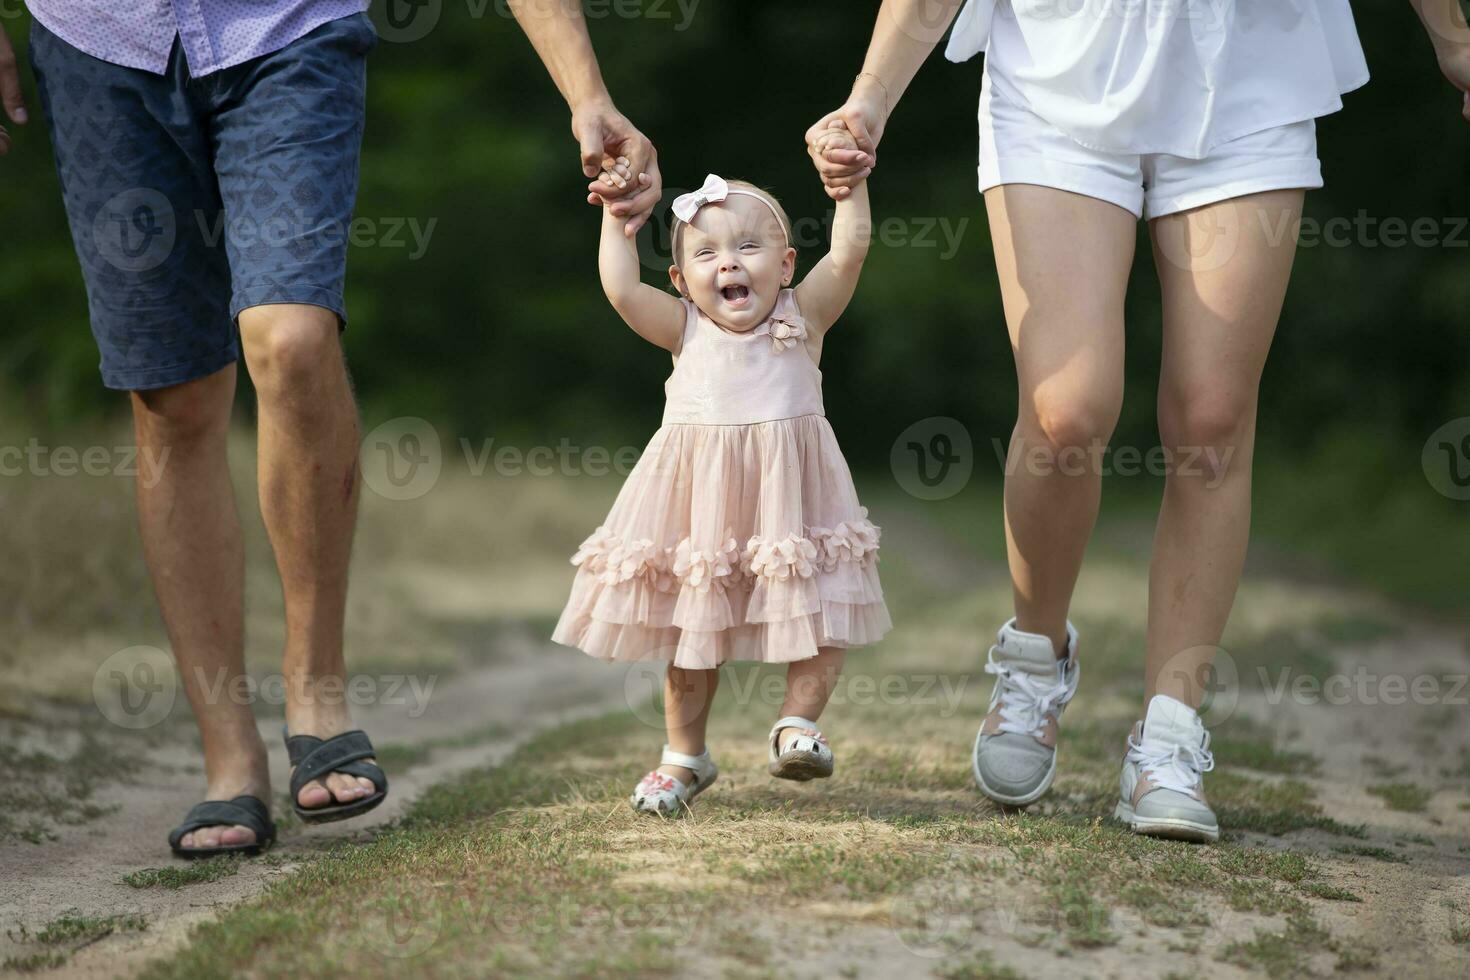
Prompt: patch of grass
<box><xmin>1366</xmin><ymin>782</ymin><xmax>1432</xmax><ymax>812</ymax></box>
<box><xmin>1394</xmin><ymin>832</ymin><xmax>1436</xmax><ymax>847</ymax></box>
<box><xmin>1215</xmin><ymin>847</ymin><xmax>1313</xmax><ymax>883</ymax></box>
<box><xmin>1332</xmin><ymin>844</ymin><xmax>1409</xmax><ymax>863</ymax></box>
<box><xmin>29</xmin><ymin>908</ymin><xmax>148</xmax><ymax>946</ymax></box>
<box><xmin>938</xmin><ymin>953</ymin><xmax>1027</xmax><ymax>979</ymax></box>
<box><xmin>122</xmin><ymin>857</ymin><xmax>242</xmax><ymax>890</ymax></box>
<box><xmin>1211</xmin><ymin>734</ymin><xmax>1320</xmax><ymax>777</ymax></box>
<box><xmin>1</xmin><ymin>951</ymin><xmax>69</xmax><ymax>973</ymax></box>
<box><xmin>1219</xmin><ymin>913</ymin><xmax>1333</xmax><ymax>978</ymax></box>
<box><xmin>1212</xmin><ymin>772</ymin><xmax>1364</xmax><ymax>837</ymax></box>
<box><xmin>0</xmin><ymin>728</ymin><xmax>145</xmax><ymax>843</ymax></box>
<box><xmin>1301</xmin><ymin>881</ymin><xmax>1362</xmax><ymax>902</ymax></box>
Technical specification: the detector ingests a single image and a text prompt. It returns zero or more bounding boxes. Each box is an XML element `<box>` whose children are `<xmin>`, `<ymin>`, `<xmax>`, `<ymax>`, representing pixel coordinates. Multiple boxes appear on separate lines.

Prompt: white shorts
<box><xmin>977</xmin><ymin>74</ymin><xmax>1324</xmax><ymax>220</ymax></box>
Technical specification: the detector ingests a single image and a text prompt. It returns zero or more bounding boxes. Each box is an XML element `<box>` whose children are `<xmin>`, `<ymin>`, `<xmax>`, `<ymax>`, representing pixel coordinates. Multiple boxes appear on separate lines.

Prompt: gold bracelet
<box><xmin>855</xmin><ymin>71</ymin><xmax>891</xmax><ymax>114</ymax></box>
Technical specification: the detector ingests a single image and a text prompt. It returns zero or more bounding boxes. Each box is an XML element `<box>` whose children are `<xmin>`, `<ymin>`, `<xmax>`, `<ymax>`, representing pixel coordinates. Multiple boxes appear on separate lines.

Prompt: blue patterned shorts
<box><xmin>30</xmin><ymin>13</ymin><xmax>376</xmax><ymax>391</ymax></box>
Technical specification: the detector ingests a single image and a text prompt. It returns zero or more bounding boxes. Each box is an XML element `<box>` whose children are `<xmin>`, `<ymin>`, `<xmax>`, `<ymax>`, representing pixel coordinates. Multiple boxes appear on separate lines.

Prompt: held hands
<box><xmin>805</xmin><ymin>74</ymin><xmax>887</xmax><ymax>200</ymax></box>
<box><xmin>571</xmin><ymin>98</ymin><xmax>662</xmax><ymax>235</ymax></box>
<box><xmin>0</xmin><ymin>24</ymin><xmax>28</xmax><ymax>156</ymax></box>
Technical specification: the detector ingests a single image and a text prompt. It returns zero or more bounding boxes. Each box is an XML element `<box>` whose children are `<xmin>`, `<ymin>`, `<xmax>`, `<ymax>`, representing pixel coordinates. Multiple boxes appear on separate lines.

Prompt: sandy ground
<box><xmin>0</xmin><ymin>628</ymin><xmax>635</xmax><ymax>979</ymax></box>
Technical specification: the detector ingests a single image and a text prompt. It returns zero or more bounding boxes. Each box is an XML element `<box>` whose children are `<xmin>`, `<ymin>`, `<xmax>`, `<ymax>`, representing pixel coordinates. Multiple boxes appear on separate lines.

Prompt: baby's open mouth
<box><xmin>721</xmin><ymin>285</ymin><xmax>750</xmax><ymax>303</ymax></box>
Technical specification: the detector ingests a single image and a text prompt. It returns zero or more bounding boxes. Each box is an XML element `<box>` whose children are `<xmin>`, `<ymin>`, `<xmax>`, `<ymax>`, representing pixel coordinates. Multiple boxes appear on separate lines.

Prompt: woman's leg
<box><xmin>985</xmin><ymin>185</ymin><xmax>1137</xmax><ymax>654</ymax></box>
<box><xmin>659</xmin><ymin>665</ymin><xmax>719</xmax><ymax>784</ymax></box>
<box><xmin>1144</xmin><ymin>189</ymin><xmax>1304</xmax><ymax>709</ymax></box>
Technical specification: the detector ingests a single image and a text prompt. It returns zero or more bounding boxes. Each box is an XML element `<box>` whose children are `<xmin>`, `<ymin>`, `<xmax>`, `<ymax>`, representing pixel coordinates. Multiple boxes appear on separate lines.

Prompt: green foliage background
<box><xmin>1</xmin><ymin>1</ymin><xmax>1467</xmax><ymax>475</ymax></box>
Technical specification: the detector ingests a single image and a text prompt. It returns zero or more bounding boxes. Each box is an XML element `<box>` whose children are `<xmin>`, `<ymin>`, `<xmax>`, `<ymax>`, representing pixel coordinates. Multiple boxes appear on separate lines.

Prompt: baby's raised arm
<box><xmin>795</xmin><ymin>122</ymin><xmax>872</xmax><ymax>333</ymax></box>
<box><xmin>600</xmin><ymin>206</ymin><xmax>686</xmax><ymax>352</ymax></box>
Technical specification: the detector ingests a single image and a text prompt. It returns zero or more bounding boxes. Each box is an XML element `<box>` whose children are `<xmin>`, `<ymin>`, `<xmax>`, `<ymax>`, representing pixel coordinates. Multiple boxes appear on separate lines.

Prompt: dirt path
<box><xmin>0</xmin><ymin>626</ymin><xmax>635</xmax><ymax>979</ymax></box>
<box><xmin>4</xmin><ymin>502</ymin><xmax>1468</xmax><ymax>979</ymax></box>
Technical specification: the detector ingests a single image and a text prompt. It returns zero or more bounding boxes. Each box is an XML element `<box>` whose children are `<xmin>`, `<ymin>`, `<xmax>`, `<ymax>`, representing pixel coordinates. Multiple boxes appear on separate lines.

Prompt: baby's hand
<box><xmin>812</xmin><ymin>120</ymin><xmax>861</xmax><ymax>161</ymax></box>
<box><xmin>589</xmin><ymin>156</ymin><xmax>643</xmax><ymax>208</ymax></box>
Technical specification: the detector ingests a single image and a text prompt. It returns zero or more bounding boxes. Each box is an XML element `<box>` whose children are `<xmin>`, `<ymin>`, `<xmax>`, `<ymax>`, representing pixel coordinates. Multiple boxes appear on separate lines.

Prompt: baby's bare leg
<box><xmin>779</xmin><ymin>647</ymin><xmax>846</xmax><ymax>748</ymax></box>
<box><xmin>659</xmin><ymin>665</ymin><xmax>720</xmax><ymax>784</ymax></box>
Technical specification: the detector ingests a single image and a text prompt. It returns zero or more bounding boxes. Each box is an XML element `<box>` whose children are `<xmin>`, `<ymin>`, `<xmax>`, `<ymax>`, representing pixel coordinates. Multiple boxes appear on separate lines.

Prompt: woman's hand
<box><xmin>805</xmin><ymin>75</ymin><xmax>889</xmax><ymax>201</ymax></box>
<box><xmin>1436</xmin><ymin>43</ymin><xmax>1470</xmax><ymax>120</ymax></box>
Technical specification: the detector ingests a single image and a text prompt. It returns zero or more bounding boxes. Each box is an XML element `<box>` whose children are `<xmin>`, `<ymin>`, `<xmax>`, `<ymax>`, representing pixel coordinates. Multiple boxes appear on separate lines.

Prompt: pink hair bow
<box><xmin>671</xmin><ymin>174</ymin><xmax>729</xmax><ymax>224</ymax></box>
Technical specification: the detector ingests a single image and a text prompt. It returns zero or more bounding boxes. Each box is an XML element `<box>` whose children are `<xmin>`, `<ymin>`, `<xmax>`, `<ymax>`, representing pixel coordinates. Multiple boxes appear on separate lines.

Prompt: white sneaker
<box><xmin>972</xmin><ymin>619</ymin><xmax>1079</xmax><ymax>806</ymax></box>
<box><xmin>630</xmin><ymin>746</ymin><xmax>718</xmax><ymax>817</ymax></box>
<box><xmin>1113</xmin><ymin>694</ymin><xmax>1219</xmax><ymax>843</ymax></box>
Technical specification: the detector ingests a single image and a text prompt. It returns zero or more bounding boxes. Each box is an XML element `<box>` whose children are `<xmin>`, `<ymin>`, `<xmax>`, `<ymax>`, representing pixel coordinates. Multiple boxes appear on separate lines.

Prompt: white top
<box><xmin>945</xmin><ymin>0</ymin><xmax>1371</xmax><ymax>158</ymax></box>
<box><xmin>662</xmin><ymin>291</ymin><xmax>826</xmax><ymax>426</ymax></box>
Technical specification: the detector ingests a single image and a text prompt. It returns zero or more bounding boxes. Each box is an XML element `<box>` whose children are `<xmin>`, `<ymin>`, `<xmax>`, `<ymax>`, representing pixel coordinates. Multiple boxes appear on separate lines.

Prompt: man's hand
<box><xmin>572</xmin><ymin>99</ymin><xmax>661</xmax><ymax>236</ymax></box>
<box><xmin>0</xmin><ymin>24</ymin><xmax>29</xmax><ymax>156</ymax></box>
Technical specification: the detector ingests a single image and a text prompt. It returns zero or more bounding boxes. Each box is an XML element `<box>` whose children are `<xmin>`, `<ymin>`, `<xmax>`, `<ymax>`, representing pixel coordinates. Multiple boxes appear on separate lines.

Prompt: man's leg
<box><xmin>238</xmin><ymin>304</ymin><xmax>374</xmax><ymax>808</ymax></box>
<box><xmin>207</xmin><ymin>14</ymin><xmax>380</xmax><ymax>810</ymax></box>
<box><xmin>133</xmin><ymin>366</ymin><xmax>269</xmax><ymax>849</ymax></box>
<box><xmin>29</xmin><ymin>20</ymin><xmax>268</xmax><ymax>848</ymax></box>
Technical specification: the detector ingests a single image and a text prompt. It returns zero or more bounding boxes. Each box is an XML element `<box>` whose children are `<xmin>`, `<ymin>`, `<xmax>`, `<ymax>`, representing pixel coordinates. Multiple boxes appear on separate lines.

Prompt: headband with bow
<box><xmin>671</xmin><ymin>174</ymin><xmax>790</xmax><ymax>248</ymax></box>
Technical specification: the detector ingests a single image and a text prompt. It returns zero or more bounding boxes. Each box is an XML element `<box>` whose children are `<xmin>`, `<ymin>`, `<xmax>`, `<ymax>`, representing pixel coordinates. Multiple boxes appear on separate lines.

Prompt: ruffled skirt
<box><xmin>552</xmin><ymin>415</ymin><xmax>892</xmax><ymax>669</ymax></box>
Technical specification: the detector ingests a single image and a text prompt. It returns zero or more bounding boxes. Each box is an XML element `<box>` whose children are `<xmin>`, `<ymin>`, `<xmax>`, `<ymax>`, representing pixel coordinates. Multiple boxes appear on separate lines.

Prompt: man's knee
<box><xmin>238</xmin><ymin>304</ymin><xmax>343</xmax><ymax>401</ymax></box>
<box><xmin>131</xmin><ymin>364</ymin><xmax>237</xmax><ymax>448</ymax></box>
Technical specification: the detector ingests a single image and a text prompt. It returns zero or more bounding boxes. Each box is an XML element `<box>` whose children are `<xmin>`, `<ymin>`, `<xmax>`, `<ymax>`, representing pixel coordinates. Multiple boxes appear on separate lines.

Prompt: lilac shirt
<box><xmin>26</xmin><ymin>0</ymin><xmax>369</xmax><ymax>77</ymax></box>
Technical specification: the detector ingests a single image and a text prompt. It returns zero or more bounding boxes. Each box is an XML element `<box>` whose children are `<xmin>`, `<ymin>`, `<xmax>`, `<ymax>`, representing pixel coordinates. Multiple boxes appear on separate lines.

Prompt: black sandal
<box><xmin>168</xmin><ymin>795</ymin><xmax>276</xmax><ymax>859</ymax></box>
<box><xmin>285</xmin><ymin>729</ymin><xmax>388</xmax><ymax>824</ymax></box>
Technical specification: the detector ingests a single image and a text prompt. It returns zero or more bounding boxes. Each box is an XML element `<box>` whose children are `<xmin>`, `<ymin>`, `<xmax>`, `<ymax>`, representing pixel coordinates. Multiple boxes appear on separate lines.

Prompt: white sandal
<box><xmin>629</xmin><ymin>746</ymin><xmax>718</xmax><ymax>816</ymax></box>
<box><xmin>767</xmin><ymin>715</ymin><xmax>834</xmax><ymax>781</ymax></box>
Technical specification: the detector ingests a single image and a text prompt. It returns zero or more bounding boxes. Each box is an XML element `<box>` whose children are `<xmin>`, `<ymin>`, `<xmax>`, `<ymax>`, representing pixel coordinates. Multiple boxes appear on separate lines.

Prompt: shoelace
<box><xmin>984</xmin><ymin>645</ymin><xmax>1078</xmax><ymax>738</ymax></box>
<box><xmin>1126</xmin><ymin>730</ymin><xmax>1216</xmax><ymax>794</ymax></box>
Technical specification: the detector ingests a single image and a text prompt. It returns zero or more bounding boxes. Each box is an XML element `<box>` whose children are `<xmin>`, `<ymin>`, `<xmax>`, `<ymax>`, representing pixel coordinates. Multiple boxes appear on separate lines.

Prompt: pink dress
<box><xmin>552</xmin><ymin>290</ymin><xmax>892</xmax><ymax>670</ymax></box>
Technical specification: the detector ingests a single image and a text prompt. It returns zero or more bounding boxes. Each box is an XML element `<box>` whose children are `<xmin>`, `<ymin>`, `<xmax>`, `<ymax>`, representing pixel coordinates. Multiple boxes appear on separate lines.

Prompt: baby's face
<box><xmin>670</xmin><ymin>195</ymin><xmax>796</xmax><ymax>333</ymax></box>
